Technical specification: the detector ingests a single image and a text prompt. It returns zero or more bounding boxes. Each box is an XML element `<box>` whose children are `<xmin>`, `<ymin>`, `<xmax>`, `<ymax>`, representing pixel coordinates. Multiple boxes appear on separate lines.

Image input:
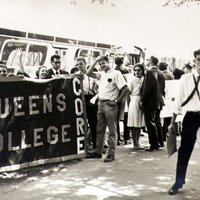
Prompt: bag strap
<box><xmin>181</xmin><ymin>74</ymin><xmax>200</xmax><ymax>107</ymax></box>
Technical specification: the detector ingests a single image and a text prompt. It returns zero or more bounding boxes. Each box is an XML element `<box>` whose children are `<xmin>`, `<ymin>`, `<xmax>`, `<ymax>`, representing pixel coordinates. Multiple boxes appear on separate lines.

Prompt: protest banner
<box><xmin>0</xmin><ymin>75</ymin><xmax>87</xmax><ymax>172</ymax></box>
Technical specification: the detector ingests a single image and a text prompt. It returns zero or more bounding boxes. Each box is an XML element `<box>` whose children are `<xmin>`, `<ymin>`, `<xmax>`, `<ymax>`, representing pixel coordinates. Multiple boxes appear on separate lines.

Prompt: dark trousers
<box><xmin>123</xmin><ymin>112</ymin><xmax>130</xmax><ymax>141</ymax></box>
<box><xmin>85</xmin><ymin>95</ymin><xmax>98</xmax><ymax>149</ymax></box>
<box><xmin>144</xmin><ymin>109</ymin><xmax>164</xmax><ymax>148</ymax></box>
<box><xmin>175</xmin><ymin>111</ymin><xmax>200</xmax><ymax>186</ymax></box>
<box><xmin>163</xmin><ymin>117</ymin><xmax>171</xmax><ymax>141</ymax></box>
<box><xmin>116</xmin><ymin>112</ymin><xmax>129</xmax><ymax>142</ymax></box>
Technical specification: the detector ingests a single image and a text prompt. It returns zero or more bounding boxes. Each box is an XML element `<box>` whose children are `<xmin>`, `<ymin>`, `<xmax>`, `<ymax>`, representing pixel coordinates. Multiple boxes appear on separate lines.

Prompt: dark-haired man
<box><xmin>75</xmin><ymin>57</ymin><xmax>98</xmax><ymax>151</ymax></box>
<box><xmin>114</xmin><ymin>56</ymin><xmax>130</xmax><ymax>145</ymax></box>
<box><xmin>140</xmin><ymin>56</ymin><xmax>165</xmax><ymax>151</ymax></box>
<box><xmin>86</xmin><ymin>55</ymin><xmax>129</xmax><ymax>162</ymax></box>
<box><xmin>168</xmin><ymin>49</ymin><xmax>200</xmax><ymax>195</ymax></box>
<box><xmin>47</xmin><ymin>54</ymin><xmax>69</xmax><ymax>78</ymax></box>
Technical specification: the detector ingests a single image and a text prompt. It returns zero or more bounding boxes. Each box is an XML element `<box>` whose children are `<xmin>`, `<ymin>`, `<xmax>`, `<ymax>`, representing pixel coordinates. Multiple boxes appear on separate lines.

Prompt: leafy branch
<box><xmin>163</xmin><ymin>0</ymin><xmax>200</xmax><ymax>7</ymax></box>
<box><xmin>70</xmin><ymin>0</ymin><xmax>115</xmax><ymax>6</ymax></box>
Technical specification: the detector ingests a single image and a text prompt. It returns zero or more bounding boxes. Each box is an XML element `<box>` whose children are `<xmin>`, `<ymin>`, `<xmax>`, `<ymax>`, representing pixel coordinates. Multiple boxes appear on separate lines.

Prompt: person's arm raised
<box><xmin>86</xmin><ymin>56</ymin><xmax>103</xmax><ymax>79</ymax></box>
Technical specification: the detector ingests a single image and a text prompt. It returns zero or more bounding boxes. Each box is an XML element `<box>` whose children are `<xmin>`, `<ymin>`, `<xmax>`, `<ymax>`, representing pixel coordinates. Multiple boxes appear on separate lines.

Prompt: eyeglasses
<box><xmin>53</xmin><ymin>61</ymin><xmax>61</xmax><ymax>64</ymax></box>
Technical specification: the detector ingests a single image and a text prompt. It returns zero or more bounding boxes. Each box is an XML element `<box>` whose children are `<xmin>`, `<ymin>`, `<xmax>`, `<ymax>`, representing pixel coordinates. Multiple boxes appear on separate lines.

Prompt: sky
<box><xmin>0</xmin><ymin>0</ymin><xmax>200</xmax><ymax>60</ymax></box>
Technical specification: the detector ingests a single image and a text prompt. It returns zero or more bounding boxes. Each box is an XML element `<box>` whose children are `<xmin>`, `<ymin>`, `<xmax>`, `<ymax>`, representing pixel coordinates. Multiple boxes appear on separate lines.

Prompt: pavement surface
<box><xmin>0</xmin><ymin>132</ymin><xmax>200</xmax><ymax>200</ymax></box>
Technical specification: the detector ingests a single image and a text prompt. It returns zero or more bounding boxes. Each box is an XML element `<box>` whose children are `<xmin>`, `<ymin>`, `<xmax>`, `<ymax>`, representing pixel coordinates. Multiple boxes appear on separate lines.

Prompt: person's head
<box><xmin>51</xmin><ymin>54</ymin><xmax>61</xmax><ymax>71</ymax></box>
<box><xmin>98</xmin><ymin>56</ymin><xmax>110</xmax><ymax>71</ymax></box>
<box><xmin>75</xmin><ymin>57</ymin><xmax>87</xmax><ymax>73</ymax></box>
<box><xmin>133</xmin><ymin>63</ymin><xmax>145</xmax><ymax>78</ymax></box>
<box><xmin>114</xmin><ymin>56</ymin><xmax>124</xmax><ymax>66</ymax></box>
<box><xmin>158</xmin><ymin>62</ymin><xmax>168</xmax><ymax>71</ymax></box>
<box><xmin>0</xmin><ymin>63</ymin><xmax>8</xmax><ymax>77</ymax></box>
<box><xmin>70</xmin><ymin>67</ymin><xmax>79</xmax><ymax>74</ymax></box>
<box><xmin>35</xmin><ymin>66</ymin><xmax>48</xmax><ymax>79</ymax></box>
<box><xmin>183</xmin><ymin>63</ymin><xmax>193</xmax><ymax>73</ymax></box>
<box><xmin>173</xmin><ymin>68</ymin><xmax>185</xmax><ymax>79</ymax></box>
<box><xmin>149</xmin><ymin>56</ymin><xmax>159</xmax><ymax>66</ymax></box>
<box><xmin>194</xmin><ymin>49</ymin><xmax>200</xmax><ymax>75</ymax></box>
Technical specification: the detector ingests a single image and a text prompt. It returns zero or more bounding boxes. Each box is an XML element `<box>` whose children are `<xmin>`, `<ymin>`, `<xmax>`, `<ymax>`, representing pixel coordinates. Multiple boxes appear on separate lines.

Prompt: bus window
<box><xmin>92</xmin><ymin>51</ymin><xmax>100</xmax><ymax>61</ymax></box>
<box><xmin>3</xmin><ymin>41</ymin><xmax>27</xmax><ymax>67</ymax></box>
<box><xmin>75</xmin><ymin>49</ymin><xmax>90</xmax><ymax>64</ymax></box>
<box><xmin>26</xmin><ymin>44</ymin><xmax>47</xmax><ymax>66</ymax></box>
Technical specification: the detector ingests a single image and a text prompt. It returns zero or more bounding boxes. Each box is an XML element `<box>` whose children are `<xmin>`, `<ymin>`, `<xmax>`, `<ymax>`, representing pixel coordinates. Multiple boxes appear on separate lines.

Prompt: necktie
<box><xmin>55</xmin><ymin>71</ymin><xmax>59</xmax><ymax>75</ymax></box>
<box><xmin>181</xmin><ymin>75</ymin><xmax>200</xmax><ymax>106</ymax></box>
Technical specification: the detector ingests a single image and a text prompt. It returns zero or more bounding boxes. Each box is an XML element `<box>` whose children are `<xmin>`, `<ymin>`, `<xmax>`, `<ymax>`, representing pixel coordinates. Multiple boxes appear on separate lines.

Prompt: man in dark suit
<box><xmin>47</xmin><ymin>54</ymin><xmax>69</xmax><ymax>78</ymax></box>
<box><xmin>140</xmin><ymin>56</ymin><xmax>165</xmax><ymax>151</ymax></box>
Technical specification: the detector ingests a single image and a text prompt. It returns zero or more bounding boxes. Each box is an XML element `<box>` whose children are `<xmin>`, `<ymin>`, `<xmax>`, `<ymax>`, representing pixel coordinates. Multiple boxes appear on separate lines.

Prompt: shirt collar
<box><xmin>52</xmin><ymin>68</ymin><xmax>59</xmax><ymax>74</ymax></box>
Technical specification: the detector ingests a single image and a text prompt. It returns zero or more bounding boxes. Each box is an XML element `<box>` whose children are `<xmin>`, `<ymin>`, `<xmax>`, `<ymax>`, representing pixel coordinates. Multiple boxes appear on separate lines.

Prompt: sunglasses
<box><xmin>53</xmin><ymin>61</ymin><xmax>61</xmax><ymax>64</ymax></box>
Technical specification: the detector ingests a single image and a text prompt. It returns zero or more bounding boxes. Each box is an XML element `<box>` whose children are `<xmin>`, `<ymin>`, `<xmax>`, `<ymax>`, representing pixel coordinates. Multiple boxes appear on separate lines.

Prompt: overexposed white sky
<box><xmin>0</xmin><ymin>0</ymin><xmax>199</xmax><ymax>60</ymax></box>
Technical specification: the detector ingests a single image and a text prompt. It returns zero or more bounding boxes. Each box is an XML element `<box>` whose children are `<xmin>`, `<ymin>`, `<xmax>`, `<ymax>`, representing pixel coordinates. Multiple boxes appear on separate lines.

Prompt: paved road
<box><xmin>0</xmin><ymin>133</ymin><xmax>200</xmax><ymax>200</ymax></box>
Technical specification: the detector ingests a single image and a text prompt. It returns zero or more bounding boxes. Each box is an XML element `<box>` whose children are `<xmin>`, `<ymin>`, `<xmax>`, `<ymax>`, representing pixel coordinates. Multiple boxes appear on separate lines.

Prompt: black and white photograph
<box><xmin>0</xmin><ymin>0</ymin><xmax>200</xmax><ymax>199</ymax></box>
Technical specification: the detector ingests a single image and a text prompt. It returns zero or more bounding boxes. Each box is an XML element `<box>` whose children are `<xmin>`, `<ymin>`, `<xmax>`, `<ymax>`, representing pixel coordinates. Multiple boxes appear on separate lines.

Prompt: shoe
<box><xmin>159</xmin><ymin>143</ymin><xmax>165</xmax><ymax>147</ymax></box>
<box><xmin>104</xmin><ymin>155</ymin><xmax>115</xmax><ymax>162</ymax></box>
<box><xmin>145</xmin><ymin>147</ymin><xmax>155</xmax><ymax>151</ymax></box>
<box><xmin>133</xmin><ymin>146</ymin><xmax>144</xmax><ymax>150</ymax></box>
<box><xmin>145</xmin><ymin>145</ymin><xmax>160</xmax><ymax>151</ymax></box>
<box><xmin>168</xmin><ymin>184</ymin><xmax>182</xmax><ymax>195</ymax></box>
<box><xmin>86</xmin><ymin>152</ymin><xmax>102</xmax><ymax>159</ymax></box>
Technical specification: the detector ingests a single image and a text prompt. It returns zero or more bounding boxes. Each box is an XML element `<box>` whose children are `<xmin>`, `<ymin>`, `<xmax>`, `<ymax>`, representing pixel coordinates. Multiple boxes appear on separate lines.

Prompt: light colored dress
<box><xmin>127</xmin><ymin>75</ymin><xmax>145</xmax><ymax>127</ymax></box>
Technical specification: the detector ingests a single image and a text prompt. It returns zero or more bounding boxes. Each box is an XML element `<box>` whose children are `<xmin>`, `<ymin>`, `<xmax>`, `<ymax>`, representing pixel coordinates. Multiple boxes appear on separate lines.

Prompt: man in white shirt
<box><xmin>168</xmin><ymin>49</ymin><xmax>200</xmax><ymax>195</ymax></box>
<box><xmin>86</xmin><ymin>55</ymin><xmax>129</xmax><ymax>162</ymax></box>
<box><xmin>75</xmin><ymin>57</ymin><xmax>98</xmax><ymax>151</ymax></box>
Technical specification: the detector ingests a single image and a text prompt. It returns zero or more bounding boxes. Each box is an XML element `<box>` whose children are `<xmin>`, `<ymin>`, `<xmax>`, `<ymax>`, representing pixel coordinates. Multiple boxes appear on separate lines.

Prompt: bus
<box><xmin>0</xmin><ymin>27</ymin><xmax>144</xmax><ymax>77</ymax></box>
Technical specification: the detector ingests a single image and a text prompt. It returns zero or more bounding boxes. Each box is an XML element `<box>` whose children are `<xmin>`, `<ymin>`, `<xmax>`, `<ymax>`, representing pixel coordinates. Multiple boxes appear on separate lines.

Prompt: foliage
<box><xmin>70</xmin><ymin>0</ymin><xmax>115</xmax><ymax>6</ymax></box>
<box><xmin>163</xmin><ymin>0</ymin><xmax>200</xmax><ymax>7</ymax></box>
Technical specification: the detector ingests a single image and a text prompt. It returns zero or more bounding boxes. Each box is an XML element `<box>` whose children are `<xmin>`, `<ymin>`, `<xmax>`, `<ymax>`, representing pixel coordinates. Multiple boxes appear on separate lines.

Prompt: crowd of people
<box><xmin>0</xmin><ymin>48</ymin><xmax>200</xmax><ymax>196</ymax></box>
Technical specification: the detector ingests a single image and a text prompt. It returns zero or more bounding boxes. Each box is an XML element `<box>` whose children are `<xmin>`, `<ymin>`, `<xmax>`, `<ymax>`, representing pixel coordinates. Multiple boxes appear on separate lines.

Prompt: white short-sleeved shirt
<box><xmin>97</xmin><ymin>69</ymin><xmax>127</xmax><ymax>101</ymax></box>
<box><xmin>173</xmin><ymin>70</ymin><xmax>200</xmax><ymax>114</ymax></box>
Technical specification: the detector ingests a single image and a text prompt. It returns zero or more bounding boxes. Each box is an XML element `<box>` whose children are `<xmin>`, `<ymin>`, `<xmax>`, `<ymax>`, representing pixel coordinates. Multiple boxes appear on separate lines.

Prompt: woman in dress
<box><xmin>127</xmin><ymin>63</ymin><xmax>145</xmax><ymax>149</ymax></box>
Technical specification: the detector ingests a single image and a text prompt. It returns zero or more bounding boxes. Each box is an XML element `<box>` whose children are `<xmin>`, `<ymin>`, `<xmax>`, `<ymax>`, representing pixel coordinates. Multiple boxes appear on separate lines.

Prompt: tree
<box><xmin>70</xmin><ymin>0</ymin><xmax>115</xmax><ymax>6</ymax></box>
<box><xmin>163</xmin><ymin>0</ymin><xmax>200</xmax><ymax>7</ymax></box>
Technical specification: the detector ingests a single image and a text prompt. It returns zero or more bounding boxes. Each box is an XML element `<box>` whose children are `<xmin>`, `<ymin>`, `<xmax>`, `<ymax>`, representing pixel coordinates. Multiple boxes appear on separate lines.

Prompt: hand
<box><xmin>106</xmin><ymin>100</ymin><xmax>117</xmax><ymax>107</ymax></box>
<box><xmin>139</xmin><ymin>101</ymin><xmax>143</xmax><ymax>109</ymax></box>
<box><xmin>167</xmin><ymin>123</ymin><xmax>176</xmax><ymax>136</ymax></box>
<box><xmin>16</xmin><ymin>48</ymin><xmax>24</xmax><ymax>58</ymax></box>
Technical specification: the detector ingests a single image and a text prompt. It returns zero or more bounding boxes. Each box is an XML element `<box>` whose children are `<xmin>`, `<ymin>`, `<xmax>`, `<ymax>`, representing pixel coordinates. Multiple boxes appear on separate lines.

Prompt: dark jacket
<box><xmin>141</xmin><ymin>67</ymin><xmax>165</xmax><ymax>110</ymax></box>
<box><xmin>46</xmin><ymin>68</ymin><xmax>69</xmax><ymax>78</ymax></box>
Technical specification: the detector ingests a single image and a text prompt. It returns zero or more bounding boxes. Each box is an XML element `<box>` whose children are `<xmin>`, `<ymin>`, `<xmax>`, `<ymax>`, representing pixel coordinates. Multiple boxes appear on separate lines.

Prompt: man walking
<box><xmin>140</xmin><ymin>56</ymin><xmax>165</xmax><ymax>151</ymax></box>
<box><xmin>168</xmin><ymin>49</ymin><xmax>200</xmax><ymax>195</ymax></box>
<box><xmin>86</xmin><ymin>55</ymin><xmax>129</xmax><ymax>162</ymax></box>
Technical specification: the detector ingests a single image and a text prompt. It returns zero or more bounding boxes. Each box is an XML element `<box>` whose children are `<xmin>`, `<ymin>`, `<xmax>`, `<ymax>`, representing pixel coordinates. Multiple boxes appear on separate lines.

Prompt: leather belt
<box><xmin>99</xmin><ymin>99</ymin><xmax>112</xmax><ymax>102</ymax></box>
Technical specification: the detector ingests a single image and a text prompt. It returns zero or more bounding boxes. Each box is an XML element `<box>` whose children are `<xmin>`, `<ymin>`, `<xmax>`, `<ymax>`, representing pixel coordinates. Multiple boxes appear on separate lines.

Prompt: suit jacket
<box><xmin>46</xmin><ymin>68</ymin><xmax>69</xmax><ymax>78</ymax></box>
<box><xmin>141</xmin><ymin>67</ymin><xmax>165</xmax><ymax>110</ymax></box>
